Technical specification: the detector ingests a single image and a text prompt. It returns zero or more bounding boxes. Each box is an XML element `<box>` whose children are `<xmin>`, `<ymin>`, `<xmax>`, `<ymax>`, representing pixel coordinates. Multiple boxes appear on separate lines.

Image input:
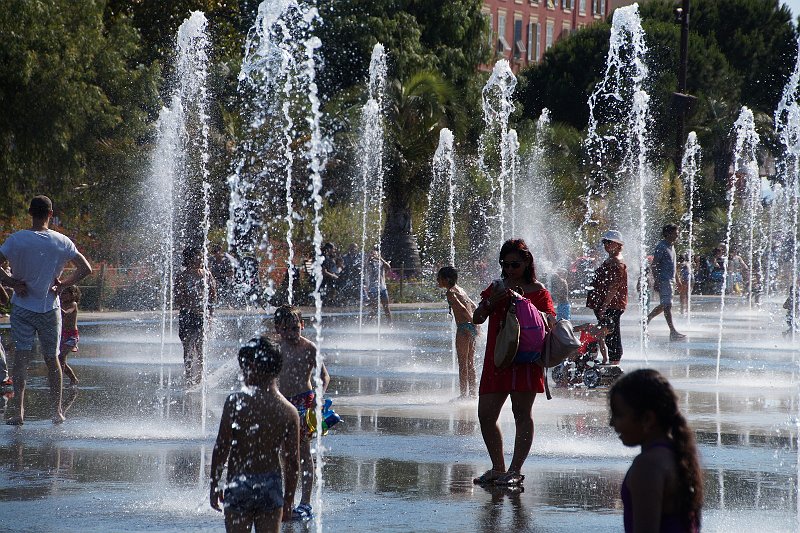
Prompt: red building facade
<box><xmin>482</xmin><ymin>0</ymin><xmax>612</xmax><ymax>72</ymax></box>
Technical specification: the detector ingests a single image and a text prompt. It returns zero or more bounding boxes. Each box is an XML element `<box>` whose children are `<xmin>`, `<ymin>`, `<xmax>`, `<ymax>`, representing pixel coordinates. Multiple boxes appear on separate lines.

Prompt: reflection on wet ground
<box><xmin>0</xmin><ymin>296</ymin><xmax>798</xmax><ymax>531</ymax></box>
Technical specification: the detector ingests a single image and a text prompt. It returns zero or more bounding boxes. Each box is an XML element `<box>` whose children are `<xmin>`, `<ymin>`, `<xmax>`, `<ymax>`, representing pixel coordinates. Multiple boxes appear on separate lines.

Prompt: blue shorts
<box><xmin>369</xmin><ymin>288</ymin><xmax>389</xmax><ymax>301</ymax></box>
<box><xmin>656</xmin><ymin>279</ymin><xmax>674</xmax><ymax>307</ymax></box>
<box><xmin>556</xmin><ymin>302</ymin><xmax>571</xmax><ymax>321</ymax></box>
<box><xmin>223</xmin><ymin>472</ymin><xmax>283</xmax><ymax>515</ymax></box>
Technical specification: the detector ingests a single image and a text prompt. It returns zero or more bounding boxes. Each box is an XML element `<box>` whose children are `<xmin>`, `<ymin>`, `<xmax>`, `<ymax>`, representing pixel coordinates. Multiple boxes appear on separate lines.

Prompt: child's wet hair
<box><xmin>274</xmin><ymin>304</ymin><xmax>302</xmax><ymax>327</ymax></box>
<box><xmin>238</xmin><ymin>336</ymin><xmax>282</xmax><ymax>376</ymax></box>
<box><xmin>609</xmin><ymin>369</ymin><xmax>703</xmax><ymax>529</ymax></box>
<box><xmin>62</xmin><ymin>285</ymin><xmax>81</xmax><ymax>302</ymax></box>
<box><xmin>437</xmin><ymin>266</ymin><xmax>458</xmax><ymax>286</ymax></box>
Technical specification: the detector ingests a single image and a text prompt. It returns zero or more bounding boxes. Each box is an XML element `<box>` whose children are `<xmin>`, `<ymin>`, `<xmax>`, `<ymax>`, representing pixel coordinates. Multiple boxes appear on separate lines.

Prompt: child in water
<box><xmin>551</xmin><ymin>270</ymin><xmax>571</xmax><ymax>321</ymax></box>
<box><xmin>609</xmin><ymin>369</ymin><xmax>702</xmax><ymax>533</ymax></box>
<box><xmin>437</xmin><ymin>266</ymin><xmax>478</xmax><ymax>398</ymax></box>
<box><xmin>273</xmin><ymin>305</ymin><xmax>330</xmax><ymax>520</ymax></box>
<box><xmin>210</xmin><ymin>336</ymin><xmax>300</xmax><ymax>532</ymax></box>
<box><xmin>59</xmin><ymin>285</ymin><xmax>81</xmax><ymax>385</ymax></box>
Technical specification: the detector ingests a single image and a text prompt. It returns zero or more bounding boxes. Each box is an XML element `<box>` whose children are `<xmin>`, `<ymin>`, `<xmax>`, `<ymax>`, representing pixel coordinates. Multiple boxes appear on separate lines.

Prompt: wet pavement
<box><xmin>0</xmin><ymin>296</ymin><xmax>798</xmax><ymax>531</ymax></box>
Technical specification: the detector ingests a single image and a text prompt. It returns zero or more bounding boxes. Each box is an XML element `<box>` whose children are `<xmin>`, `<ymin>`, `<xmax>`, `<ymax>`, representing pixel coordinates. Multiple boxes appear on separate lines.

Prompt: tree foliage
<box><xmin>316</xmin><ymin>0</ymin><xmax>488</xmax><ymax>101</ymax></box>
<box><xmin>0</xmin><ymin>0</ymin><xmax>160</xmax><ymax>224</ymax></box>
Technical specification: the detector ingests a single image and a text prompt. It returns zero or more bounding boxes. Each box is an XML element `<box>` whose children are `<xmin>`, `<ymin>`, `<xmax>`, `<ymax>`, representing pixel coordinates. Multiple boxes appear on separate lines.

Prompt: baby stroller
<box><xmin>551</xmin><ymin>325</ymin><xmax>623</xmax><ymax>388</ymax></box>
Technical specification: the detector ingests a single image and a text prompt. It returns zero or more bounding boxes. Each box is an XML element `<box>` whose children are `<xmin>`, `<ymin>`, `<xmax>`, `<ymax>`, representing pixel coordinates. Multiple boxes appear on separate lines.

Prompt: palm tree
<box><xmin>381</xmin><ymin>71</ymin><xmax>457</xmax><ymax>273</ymax></box>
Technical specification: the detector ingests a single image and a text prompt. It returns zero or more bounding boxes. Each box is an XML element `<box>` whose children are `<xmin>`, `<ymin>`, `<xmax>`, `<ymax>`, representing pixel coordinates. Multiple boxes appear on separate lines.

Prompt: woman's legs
<box><xmin>508</xmin><ymin>391</ymin><xmax>536</xmax><ymax>473</ymax></box>
<box><xmin>477</xmin><ymin>392</ymin><xmax>508</xmax><ymax>471</ymax></box>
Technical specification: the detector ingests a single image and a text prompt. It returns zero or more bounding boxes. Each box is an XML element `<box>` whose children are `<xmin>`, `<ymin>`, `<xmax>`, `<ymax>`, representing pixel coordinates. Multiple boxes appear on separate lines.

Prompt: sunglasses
<box><xmin>499</xmin><ymin>260</ymin><xmax>523</xmax><ymax>269</ymax></box>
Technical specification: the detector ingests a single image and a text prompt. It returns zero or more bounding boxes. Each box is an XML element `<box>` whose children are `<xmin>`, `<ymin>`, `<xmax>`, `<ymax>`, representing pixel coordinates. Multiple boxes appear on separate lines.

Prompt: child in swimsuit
<box><xmin>273</xmin><ymin>305</ymin><xmax>330</xmax><ymax>520</ymax></box>
<box><xmin>59</xmin><ymin>285</ymin><xmax>81</xmax><ymax>385</ymax></box>
<box><xmin>437</xmin><ymin>266</ymin><xmax>478</xmax><ymax>399</ymax></box>
<box><xmin>609</xmin><ymin>369</ymin><xmax>702</xmax><ymax>532</ymax></box>
<box><xmin>210</xmin><ymin>336</ymin><xmax>300</xmax><ymax>530</ymax></box>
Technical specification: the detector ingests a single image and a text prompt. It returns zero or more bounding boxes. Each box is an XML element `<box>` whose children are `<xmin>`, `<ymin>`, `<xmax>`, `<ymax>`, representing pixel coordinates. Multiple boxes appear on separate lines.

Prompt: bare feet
<box><xmin>6</xmin><ymin>416</ymin><xmax>23</xmax><ymax>425</ymax></box>
<box><xmin>52</xmin><ymin>412</ymin><xmax>65</xmax><ymax>424</ymax></box>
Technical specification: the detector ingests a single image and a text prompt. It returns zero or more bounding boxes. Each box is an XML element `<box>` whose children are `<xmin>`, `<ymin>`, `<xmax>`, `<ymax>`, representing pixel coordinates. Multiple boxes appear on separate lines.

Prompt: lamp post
<box><xmin>672</xmin><ymin>0</ymin><xmax>696</xmax><ymax>171</ymax></box>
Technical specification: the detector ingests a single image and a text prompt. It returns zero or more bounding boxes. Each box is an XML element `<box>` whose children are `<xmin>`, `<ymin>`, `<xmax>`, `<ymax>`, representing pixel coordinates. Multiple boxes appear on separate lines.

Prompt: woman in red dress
<box><xmin>471</xmin><ymin>239</ymin><xmax>555</xmax><ymax>486</ymax></box>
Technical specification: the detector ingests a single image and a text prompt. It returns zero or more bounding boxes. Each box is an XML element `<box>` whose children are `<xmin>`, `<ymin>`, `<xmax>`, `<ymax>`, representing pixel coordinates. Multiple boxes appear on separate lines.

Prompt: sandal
<box><xmin>291</xmin><ymin>503</ymin><xmax>313</xmax><ymax>521</ymax></box>
<box><xmin>473</xmin><ymin>468</ymin><xmax>505</xmax><ymax>485</ymax></box>
<box><xmin>494</xmin><ymin>470</ymin><xmax>524</xmax><ymax>486</ymax></box>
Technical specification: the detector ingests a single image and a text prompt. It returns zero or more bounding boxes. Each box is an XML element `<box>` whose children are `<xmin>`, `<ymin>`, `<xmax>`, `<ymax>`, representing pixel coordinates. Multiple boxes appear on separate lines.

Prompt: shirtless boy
<box><xmin>59</xmin><ymin>285</ymin><xmax>81</xmax><ymax>385</ymax></box>
<box><xmin>210</xmin><ymin>336</ymin><xmax>300</xmax><ymax>532</ymax></box>
<box><xmin>273</xmin><ymin>305</ymin><xmax>330</xmax><ymax>520</ymax></box>
<box><xmin>437</xmin><ymin>266</ymin><xmax>478</xmax><ymax>398</ymax></box>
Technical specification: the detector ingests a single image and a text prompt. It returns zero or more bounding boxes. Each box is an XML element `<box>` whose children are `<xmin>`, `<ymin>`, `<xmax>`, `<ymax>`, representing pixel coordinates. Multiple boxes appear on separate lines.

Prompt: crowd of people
<box><xmin>0</xmin><ymin>196</ymin><xmax>704</xmax><ymax>532</ymax></box>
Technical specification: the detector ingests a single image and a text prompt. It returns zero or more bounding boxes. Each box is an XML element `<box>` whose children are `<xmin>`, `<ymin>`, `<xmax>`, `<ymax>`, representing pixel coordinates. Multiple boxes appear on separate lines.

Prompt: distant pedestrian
<box><xmin>647</xmin><ymin>224</ymin><xmax>686</xmax><ymax>340</ymax></box>
<box><xmin>175</xmin><ymin>245</ymin><xmax>217</xmax><ymax>386</ymax></box>
<box><xmin>586</xmin><ymin>230</ymin><xmax>628</xmax><ymax>363</ymax></box>
<box><xmin>0</xmin><ymin>195</ymin><xmax>92</xmax><ymax>424</ymax></box>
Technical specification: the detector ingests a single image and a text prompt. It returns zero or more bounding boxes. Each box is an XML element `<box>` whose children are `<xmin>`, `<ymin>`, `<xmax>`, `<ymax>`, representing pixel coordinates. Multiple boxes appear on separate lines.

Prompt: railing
<box><xmin>38</xmin><ymin>262</ymin><xmax>460</xmax><ymax>311</ymax></box>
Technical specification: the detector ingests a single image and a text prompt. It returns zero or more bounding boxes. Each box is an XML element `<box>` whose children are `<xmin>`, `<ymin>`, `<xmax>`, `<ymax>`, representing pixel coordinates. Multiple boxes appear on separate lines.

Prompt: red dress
<box><xmin>478</xmin><ymin>285</ymin><xmax>556</xmax><ymax>395</ymax></box>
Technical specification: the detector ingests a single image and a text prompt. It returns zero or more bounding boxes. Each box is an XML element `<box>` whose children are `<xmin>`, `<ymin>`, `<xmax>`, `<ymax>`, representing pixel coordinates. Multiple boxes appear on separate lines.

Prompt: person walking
<box><xmin>0</xmin><ymin>196</ymin><xmax>92</xmax><ymax>424</ymax></box>
<box><xmin>647</xmin><ymin>224</ymin><xmax>686</xmax><ymax>340</ymax></box>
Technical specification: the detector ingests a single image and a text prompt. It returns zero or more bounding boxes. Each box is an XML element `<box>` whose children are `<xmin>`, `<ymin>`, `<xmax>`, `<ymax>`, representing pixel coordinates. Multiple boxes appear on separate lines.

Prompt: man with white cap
<box><xmin>586</xmin><ymin>230</ymin><xmax>628</xmax><ymax>362</ymax></box>
<box><xmin>647</xmin><ymin>223</ymin><xmax>686</xmax><ymax>340</ymax></box>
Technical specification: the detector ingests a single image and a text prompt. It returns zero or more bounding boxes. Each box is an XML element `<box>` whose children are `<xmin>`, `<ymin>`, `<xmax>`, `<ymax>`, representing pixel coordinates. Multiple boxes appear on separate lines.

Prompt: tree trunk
<box><xmin>381</xmin><ymin>199</ymin><xmax>421</xmax><ymax>275</ymax></box>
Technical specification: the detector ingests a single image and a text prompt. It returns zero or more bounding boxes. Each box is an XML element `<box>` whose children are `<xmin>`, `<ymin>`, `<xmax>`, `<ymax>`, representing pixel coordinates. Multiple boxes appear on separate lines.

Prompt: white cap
<box><xmin>601</xmin><ymin>230</ymin><xmax>624</xmax><ymax>245</ymax></box>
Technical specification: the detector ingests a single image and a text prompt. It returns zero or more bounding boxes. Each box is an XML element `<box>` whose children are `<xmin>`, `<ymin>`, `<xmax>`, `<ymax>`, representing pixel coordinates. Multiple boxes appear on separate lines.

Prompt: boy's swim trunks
<box><xmin>456</xmin><ymin>322</ymin><xmax>478</xmax><ymax>338</ymax></box>
<box><xmin>288</xmin><ymin>390</ymin><xmax>316</xmax><ymax>413</ymax></box>
<box><xmin>61</xmin><ymin>329</ymin><xmax>79</xmax><ymax>352</ymax></box>
<box><xmin>223</xmin><ymin>472</ymin><xmax>283</xmax><ymax>514</ymax></box>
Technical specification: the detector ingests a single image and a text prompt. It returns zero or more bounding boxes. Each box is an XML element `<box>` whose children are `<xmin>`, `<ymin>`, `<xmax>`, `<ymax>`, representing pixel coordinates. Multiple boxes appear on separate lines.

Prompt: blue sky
<box><xmin>784</xmin><ymin>0</ymin><xmax>800</xmax><ymax>20</ymax></box>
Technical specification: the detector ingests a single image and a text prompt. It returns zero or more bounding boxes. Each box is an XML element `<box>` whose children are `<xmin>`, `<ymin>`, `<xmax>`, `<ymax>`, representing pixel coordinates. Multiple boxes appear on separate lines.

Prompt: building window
<box><xmin>546</xmin><ymin>20</ymin><xmax>554</xmax><ymax>50</ymax></box>
<box><xmin>561</xmin><ymin>0</ymin><xmax>574</xmax><ymax>10</ymax></box>
<box><xmin>593</xmin><ymin>0</ymin><xmax>606</xmax><ymax>16</ymax></box>
<box><xmin>528</xmin><ymin>21</ymin><xmax>540</xmax><ymax>62</ymax></box>
<box><xmin>547</xmin><ymin>0</ymin><xmax>555</xmax><ymax>9</ymax></box>
<box><xmin>486</xmin><ymin>12</ymin><xmax>494</xmax><ymax>49</ymax></box>
<box><xmin>514</xmin><ymin>18</ymin><xmax>525</xmax><ymax>59</ymax></box>
<box><xmin>579</xmin><ymin>0</ymin><xmax>586</xmax><ymax>14</ymax></box>
<box><xmin>561</xmin><ymin>22</ymin><xmax>571</xmax><ymax>41</ymax></box>
<box><xmin>497</xmin><ymin>13</ymin><xmax>507</xmax><ymax>53</ymax></box>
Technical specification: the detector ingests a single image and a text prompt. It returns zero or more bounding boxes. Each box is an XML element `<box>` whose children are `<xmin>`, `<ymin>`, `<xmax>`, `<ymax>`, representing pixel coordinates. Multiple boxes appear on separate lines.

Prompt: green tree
<box><xmin>316</xmin><ymin>0</ymin><xmax>488</xmax><ymax>101</ymax></box>
<box><xmin>639</xmin><ymin>0</ymin><xmax>796</xmax><ymax>114</ymax></box>
<box><xmin>0</xmin><ymin>0</ymin><xmax>160</xmax><ymax>229</ymax></box>
<box><xmin>382</xmin><ymin>71</ymin><xmax>457</xmax><ymax>270</ymax></box>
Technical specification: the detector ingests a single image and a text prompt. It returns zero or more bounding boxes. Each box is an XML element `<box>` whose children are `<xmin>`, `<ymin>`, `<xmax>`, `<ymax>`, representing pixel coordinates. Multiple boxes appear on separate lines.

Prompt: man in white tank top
<box><xmin>0</xmin><ymin>196</ymin><xmax>92</xmax><ymax>425</ymax></box>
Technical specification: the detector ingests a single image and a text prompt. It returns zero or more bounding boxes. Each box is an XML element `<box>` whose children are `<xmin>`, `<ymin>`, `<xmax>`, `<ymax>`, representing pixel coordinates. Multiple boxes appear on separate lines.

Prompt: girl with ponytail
<box><xmin>609</xmin><ymin>369</ymin><xmax>703</xmax><ymax>532</ymax></box>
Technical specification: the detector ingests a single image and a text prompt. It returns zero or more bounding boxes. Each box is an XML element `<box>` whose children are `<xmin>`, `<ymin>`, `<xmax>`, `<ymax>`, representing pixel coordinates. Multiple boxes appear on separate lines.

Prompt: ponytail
<box><xmin>670</xmin><ymin>411</ymin><xmax>703</xmax><ymax>531</ymax></box>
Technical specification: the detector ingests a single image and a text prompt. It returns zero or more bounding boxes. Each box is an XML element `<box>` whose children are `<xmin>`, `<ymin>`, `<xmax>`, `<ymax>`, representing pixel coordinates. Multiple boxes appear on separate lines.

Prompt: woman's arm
<box><xmin>472</xmin><ymin>283</ymin><xmax>508</xmax><ymax>324</ymax></box>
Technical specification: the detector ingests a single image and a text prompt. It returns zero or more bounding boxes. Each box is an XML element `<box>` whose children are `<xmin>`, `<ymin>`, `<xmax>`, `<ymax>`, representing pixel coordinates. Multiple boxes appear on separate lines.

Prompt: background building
<box><xmin>482</xmin><ymin>0</ymin><xmax>614</xmax><ymax>71</ymax></box>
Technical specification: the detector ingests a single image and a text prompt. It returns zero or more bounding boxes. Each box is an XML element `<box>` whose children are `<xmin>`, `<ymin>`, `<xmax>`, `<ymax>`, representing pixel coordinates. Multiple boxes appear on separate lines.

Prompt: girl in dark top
<box><xmin>609</xmin><ymin>369</ymin><xmax>702</xmax><ymax>533</ymax></box>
